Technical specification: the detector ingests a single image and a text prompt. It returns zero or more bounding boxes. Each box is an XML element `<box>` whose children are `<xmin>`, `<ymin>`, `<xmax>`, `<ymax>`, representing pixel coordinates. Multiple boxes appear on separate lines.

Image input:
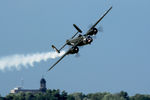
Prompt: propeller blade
<box><xmin>75</xmin><ymin>53</ymin><xmax>80</xmax><ymax>58</ymax></box>
<box><xmin>88</xmin><ymin>23</ymin><xmax>93</xmax><ymax>29</ymax></box>
<box><xmin>97</xmin><ymin>26</ymin><xmax>103</xmax><ymax>32</ymax></box>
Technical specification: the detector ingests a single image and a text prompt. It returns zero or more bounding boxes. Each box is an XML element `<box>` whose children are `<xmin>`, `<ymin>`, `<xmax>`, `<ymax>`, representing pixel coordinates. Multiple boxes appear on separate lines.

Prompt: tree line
<box><xmin>0</xmin><ymin>89</ymin><xmax>150</xmax><ymax>100</ymax></box>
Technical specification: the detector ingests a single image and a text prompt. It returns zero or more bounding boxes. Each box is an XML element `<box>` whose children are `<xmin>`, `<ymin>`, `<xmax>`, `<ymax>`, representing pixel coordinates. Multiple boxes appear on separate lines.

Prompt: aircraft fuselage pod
<box><xmin>48</xmin><ymin>6</ymin><xmax>112</xmax><ymax>71</ymax></box>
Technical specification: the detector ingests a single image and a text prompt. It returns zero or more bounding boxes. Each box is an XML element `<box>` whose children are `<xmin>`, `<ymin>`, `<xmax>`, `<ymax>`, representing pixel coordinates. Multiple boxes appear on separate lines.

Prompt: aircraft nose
<box><xmin>88</xmin><ymin>37</ymin><xmax>93</xmax><ymax>43</ymax></box>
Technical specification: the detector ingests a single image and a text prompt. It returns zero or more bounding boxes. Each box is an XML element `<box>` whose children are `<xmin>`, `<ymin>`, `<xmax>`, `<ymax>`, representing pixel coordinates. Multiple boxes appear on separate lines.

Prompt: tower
<box><xmin>40</xmin><ymin>78</ymin><xmax>47</xmax><ymax>92</ymax></box>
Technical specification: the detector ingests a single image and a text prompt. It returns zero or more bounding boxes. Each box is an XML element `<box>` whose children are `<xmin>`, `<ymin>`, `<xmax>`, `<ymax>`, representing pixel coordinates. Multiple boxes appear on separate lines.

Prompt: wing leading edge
<box><xmin>48</xmin><ymin>50</ymin><xmax>69</xmax><ymax>71</ymax></box>
<box><xmin>85</xmin><ymin>6</ymin><xmax>112</xmax><ymax>36</ymax></box>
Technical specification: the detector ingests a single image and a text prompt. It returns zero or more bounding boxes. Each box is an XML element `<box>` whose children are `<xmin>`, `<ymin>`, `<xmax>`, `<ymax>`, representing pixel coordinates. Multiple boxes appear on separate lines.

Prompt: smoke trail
<box><xmin>0</xmin><ymin>51</ymin><xmax>66</xmax><ymax>71</ymax></box>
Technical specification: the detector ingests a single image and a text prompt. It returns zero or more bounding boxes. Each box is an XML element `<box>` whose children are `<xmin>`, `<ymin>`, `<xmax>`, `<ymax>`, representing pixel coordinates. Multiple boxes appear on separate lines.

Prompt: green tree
<box><xmin>67</xmin><ymin>94</ymin><xmax>75</xmax><ymax>100</ymax></box>
<box><xmin>102</xmin><ymin>94</ymin><xmax>126</xmax><ymax>100</ymax></box>
<box><xmin>25</xmin><ymin>92</ymin><xmax>35</xmax><ymax>100</ymax></box>
<box><xmin>61</xmin><ymin>91</ymin><xmax>67</xmax><ymax>100</ymax></box>
<box><xmin>87</xmin><ymin>92</ymin><xmax>110</xmax><ymax>100</ymax></box>
<box><xmin>6</xmin><ymin>94</ymin><xmax>15</xmax><ymax>100</ymax></box>
<box><xmin>34</xmin><ymin>92</ymin><xmax>45</xmax><ymax>100</ymax></box>
<box><xmin>130</xmin><ymin>94</ymin><xmax>150</xmax><ymax>100</ymax></box>
<box><xmin>52</xmin><ymin>89</ymin><xmax>60</xmax><ymax>100</ymax></box>
<box><xmin>70</xmin><ymin>92</ymin><xmax>85</xmax><ymax>100</ymax></box>
<box><xmin>45</xmin><ymin>89</ymin><xmax>52</xmax><ymax>100</ymax></box>
<box><xmin>17</xmin><ymin>92</ymin><xmax>25</xmax><ymax>100</ymax></box>
<box><xmin>118</xmin><ymin>91</ymin><xmax>129</xmax><ymax>100</ymax></box>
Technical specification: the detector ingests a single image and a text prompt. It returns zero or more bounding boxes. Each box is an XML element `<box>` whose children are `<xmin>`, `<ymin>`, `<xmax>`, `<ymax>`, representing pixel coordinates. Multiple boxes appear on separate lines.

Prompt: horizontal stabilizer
<box><xmin>73</xmin><ymin>24</ymin><xmax>82</xmax><ymax>33</ymax></box>
<box><xmin>52</xmin><ymin>45</ymin><xmax>60</xmax><ymax>53</ymax></box>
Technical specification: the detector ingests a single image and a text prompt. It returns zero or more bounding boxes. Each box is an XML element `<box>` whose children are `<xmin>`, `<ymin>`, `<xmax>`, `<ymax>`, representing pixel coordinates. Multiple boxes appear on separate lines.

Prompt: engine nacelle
<box><xmin>83</xmin><ymin>36</ymin><xmax>93</xmax><ymax>44</ymax></box>
<box><xmin>68</xmin><ymin>46</ymin><xmax>79</xmax><ymax>54</ymax></box>
<box><xmin>87</xmin><ymin>28</ymin><xmax>98</xmax><ymax>35</ymax></box>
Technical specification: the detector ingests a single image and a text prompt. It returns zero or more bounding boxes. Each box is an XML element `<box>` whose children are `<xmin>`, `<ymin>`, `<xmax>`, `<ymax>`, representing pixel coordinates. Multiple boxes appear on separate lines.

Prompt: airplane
<box><xmin>48</xmin><ymin>6</ymin><xmax>112</xmax><ymax>71</ymax></box>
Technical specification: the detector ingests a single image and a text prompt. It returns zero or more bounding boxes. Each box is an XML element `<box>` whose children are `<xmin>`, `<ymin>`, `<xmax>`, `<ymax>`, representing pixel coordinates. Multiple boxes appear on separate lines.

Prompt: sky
<box><xmin>0</xmin><ymin>0</ymin><xmax>150</xmax><ymax>96</ymax></box>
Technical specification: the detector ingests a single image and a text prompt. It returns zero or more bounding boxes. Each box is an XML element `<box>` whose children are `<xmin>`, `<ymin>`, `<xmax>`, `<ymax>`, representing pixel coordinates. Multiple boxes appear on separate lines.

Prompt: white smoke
<box><xmin>0</xmin><ymin>51</ymin><xmax>66</xmax><ymax>71</ymax></box>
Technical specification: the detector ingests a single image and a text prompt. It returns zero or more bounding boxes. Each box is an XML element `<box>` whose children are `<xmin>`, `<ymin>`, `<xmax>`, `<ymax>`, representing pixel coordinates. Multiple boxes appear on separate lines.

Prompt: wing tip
<box><xmin>108</xmin><ymin>6</ymin><xmax>113</xmax><ymax>11</ymax></box>
<box><xmin>47</xmin><ymin>67</ymin><xmax>53</xmax><ymax>72</ymax></box>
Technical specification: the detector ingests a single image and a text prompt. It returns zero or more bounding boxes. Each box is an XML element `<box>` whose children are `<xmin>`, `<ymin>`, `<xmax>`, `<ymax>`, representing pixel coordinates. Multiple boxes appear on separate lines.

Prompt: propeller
<box><xmin>97</xmin><ymin>26</ymin><xmax>103</xmax><ymax>32</ymax></box>
<box><xmin>88</xmin><ymin>23</ymin><xmax>93</xmax><ymax>29</ymax></box>
<box><xmin>94</xmin><ymin>25</ymin><xmax>103</xmax><ymax>39</ymax></box>
<box><xmin>98</xmin><ymin>26</ymin><xmax>104</xmax><ymax>40</ymax></box>
<box><xmin>88</xmin><ymin>23</ymin><xmax>103</xmax><ymax>32</ymax></box>
<box><xmin>75</xmin><ymin>53</ymin><xmax>80</xmax><ymax>58</ymax></box>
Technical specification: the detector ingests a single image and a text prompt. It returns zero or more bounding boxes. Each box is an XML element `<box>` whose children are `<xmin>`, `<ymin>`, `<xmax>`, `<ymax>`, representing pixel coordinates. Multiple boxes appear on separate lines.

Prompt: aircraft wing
<box><xmin>85</xmin><ymin>6</ymin><xmax>112</xmax><ymax>36</ymax></box>
<box><xmin>48</xmin><ymin>38</ymin><xmax>83</xmax><ymax>71</ymax></box>
<box><xmin>48</xmin><ymin>50</ymin><xmax>69</xmax><ymax>71</ymax></box>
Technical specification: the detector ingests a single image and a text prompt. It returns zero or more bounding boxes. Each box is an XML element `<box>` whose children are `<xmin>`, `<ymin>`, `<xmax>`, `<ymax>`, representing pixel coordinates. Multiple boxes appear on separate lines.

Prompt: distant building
<box><xmin>40</xmin><ymin>78</ymin><xmax>47</xmax><ymax>92</ymax></box>
<box><xmin>10</xmin><ymin>78</ymin><xmax>47</xmax><ymax>94</ymax></box>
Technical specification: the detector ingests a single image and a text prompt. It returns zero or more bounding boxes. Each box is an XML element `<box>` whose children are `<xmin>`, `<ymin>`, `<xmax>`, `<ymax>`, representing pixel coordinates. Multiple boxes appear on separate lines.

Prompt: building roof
<box><xmin>40</xmin><ymin>78</ymin><xmax>46</xmax><ymax>83</ymax></box>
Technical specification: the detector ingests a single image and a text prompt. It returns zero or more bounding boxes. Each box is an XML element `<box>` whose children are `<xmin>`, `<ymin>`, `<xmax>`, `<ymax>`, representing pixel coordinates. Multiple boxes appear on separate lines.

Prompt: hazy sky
<box><xmin>0</xmin><ymin>0</ymin><xmax>150</xmax><ymax>96</ymax></box>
